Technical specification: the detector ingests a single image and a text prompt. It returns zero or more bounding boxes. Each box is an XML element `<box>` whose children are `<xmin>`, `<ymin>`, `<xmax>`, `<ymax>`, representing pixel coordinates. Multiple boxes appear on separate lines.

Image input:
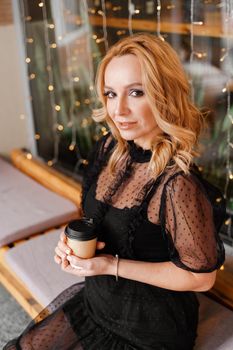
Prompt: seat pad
<box><xmin>0</xmin><ymin>157</ymin><xmax>78</xmax><ymax>246</ymax></box>
<box><xmin>5</xmin><ymin>228</ymin><xmax>83</xmax><ymax>307</ymax></box>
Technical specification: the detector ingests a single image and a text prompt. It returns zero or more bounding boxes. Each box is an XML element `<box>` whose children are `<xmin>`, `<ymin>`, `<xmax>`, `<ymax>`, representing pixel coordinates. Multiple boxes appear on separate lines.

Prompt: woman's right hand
<box><xmin>54</xmin><ymin>231</ymin><xmax>71</xmax><ymax>268</ymax></box>
<box><xmin>54</xmin><ymin>230</ymin><xmax>106</xmax><ymax>269</ymax></box>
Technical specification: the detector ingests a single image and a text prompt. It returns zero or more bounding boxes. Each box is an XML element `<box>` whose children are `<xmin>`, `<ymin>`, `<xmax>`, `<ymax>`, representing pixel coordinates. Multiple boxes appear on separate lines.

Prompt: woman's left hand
<box><xmin>61</xmin><ymin>254</ymin><xmax>116</xmax><ymax>277</ymax></box>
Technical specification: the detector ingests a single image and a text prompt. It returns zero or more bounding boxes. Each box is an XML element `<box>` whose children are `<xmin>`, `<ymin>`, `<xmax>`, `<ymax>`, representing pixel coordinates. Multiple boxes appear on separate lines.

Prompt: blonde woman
<box><xmin>5</xmin><ymin>33</ymin><xmax>225</xmax><ymax>350</ymax></box>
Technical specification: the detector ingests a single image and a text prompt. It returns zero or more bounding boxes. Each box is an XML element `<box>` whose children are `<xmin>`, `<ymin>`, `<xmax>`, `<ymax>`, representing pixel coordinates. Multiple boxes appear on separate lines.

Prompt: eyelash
<box><xmin>103</xmin><ymin>89</ymin><xmax>144</xmax><ymax>99</ymax></box>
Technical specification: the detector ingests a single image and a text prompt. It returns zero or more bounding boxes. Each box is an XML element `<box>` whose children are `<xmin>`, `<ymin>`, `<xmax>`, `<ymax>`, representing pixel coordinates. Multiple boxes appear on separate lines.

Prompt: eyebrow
<box><xmin>104</xmin><ymin>82</ymin><xmax>143</xmax><ymax>89</ymax></box>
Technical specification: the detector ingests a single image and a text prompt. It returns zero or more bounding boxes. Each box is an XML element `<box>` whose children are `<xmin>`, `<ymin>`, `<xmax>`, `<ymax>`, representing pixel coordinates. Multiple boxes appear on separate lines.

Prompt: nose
<box><xmin>115</xmin><ymin>95</ymin><xmax>130</xmax><ymax>116</ymax></box>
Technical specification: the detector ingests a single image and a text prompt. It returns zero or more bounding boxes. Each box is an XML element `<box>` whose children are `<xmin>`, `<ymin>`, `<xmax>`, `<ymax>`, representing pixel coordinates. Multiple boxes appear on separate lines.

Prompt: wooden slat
<box><xmin>11</xmin><ymin>149</ymin><xmax>82</xmax><ymax>209</ymax></box>
<box><xmin>207</xmin><ymin>267</ymin><xmax>233</xmax><ymax>311</ymax></box>
<box><xmin>0</xmin><ymin>0</ymin><xmax>13</xmax><ymax>25</ymax></box>
<box><xmin>87</xmin><ymin>15</ymin><xmax>232</xmax><ymax>39</ymax></box>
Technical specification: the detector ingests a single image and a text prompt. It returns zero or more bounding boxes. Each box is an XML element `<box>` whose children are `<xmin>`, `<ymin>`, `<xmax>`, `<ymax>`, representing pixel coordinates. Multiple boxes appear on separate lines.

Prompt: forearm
<box><xmin>112</xmin><ymin>258</ymin><xmax>216</xmax><ymax>292</ymax></box>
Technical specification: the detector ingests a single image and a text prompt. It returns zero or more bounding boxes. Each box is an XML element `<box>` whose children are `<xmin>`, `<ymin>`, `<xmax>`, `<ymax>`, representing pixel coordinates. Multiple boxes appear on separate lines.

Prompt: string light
<box><xmin>100</xmin><ymin>0</ymin><xmax>109</xmax><ymax>52</ymax></box>
<box><xmin>156</xmin><ymin>1</ymin><xmax>162</xmax><ymax>39</ymax></box>
<box><xmin>55</xmin><ymin>105</ymin><xmax>61</xmax><ymax>111</ymax></box>
<box><xmin>41</xmin><ymin>2</ymin><xmax>59</xmax><ymax>165</ymax></box>
<box><xmin>128</xmin><ymin>0</ymin><xmax>134</xmax><ymax>35</ymax></box>
<box><xmin>26</xmin><ymin>153</ymin><xmax>32</xmax><ymax>160</ymax></box>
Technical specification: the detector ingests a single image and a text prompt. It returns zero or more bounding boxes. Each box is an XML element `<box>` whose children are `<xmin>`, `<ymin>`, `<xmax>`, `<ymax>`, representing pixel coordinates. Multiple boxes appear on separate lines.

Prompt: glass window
<box><xmin>20</xmin><ymin>0</ymin><xmax>233</xmax><ymax>243</ymax></box>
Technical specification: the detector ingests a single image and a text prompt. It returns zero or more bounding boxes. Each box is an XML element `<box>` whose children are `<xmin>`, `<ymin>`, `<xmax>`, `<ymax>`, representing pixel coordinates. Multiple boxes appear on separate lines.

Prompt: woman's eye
<box><xmin>130</xmin><ymin>89</ymin><xmax>144</xmax><ymax>97</ymax></box>
<box><xmin>103</xmin><ymin>91</ymin><xmax>115</xmax><ymax>98</ymax></box>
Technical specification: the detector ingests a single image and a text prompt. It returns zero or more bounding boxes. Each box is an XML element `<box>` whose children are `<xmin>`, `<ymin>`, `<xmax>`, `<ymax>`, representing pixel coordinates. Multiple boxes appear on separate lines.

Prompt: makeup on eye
<box><xmin>103</xmin><ymin>89</ymin><xmax>144</xmax><ymax>98</ymax></box>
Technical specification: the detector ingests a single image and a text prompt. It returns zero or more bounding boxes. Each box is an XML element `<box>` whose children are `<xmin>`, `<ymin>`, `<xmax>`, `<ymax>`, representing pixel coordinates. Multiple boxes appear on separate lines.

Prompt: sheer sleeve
<box><xmin>160</xmin><ymin>173</ymin><xmax>225</xmax><ymax>272</ymax></box>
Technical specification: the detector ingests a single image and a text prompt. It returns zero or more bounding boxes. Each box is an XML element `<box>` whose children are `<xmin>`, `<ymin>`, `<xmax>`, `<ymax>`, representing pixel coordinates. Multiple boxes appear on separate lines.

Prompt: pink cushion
<box><xmin>0</xmin><ymin>157</ymin><xmax>79</xmax><ymax>246</ymax></box>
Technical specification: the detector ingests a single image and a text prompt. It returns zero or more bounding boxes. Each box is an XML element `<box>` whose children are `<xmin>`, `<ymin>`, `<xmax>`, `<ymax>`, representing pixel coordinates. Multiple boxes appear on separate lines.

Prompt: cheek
<box><xmin>106</xmin><ymin>100</ymin><xmax>115</xmax><ymax>118</ymax></box>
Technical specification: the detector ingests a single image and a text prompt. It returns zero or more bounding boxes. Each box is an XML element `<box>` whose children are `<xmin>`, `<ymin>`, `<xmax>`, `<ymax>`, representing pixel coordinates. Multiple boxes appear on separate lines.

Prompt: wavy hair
<box><xmin>93</xmin><ymin>33</ymin><xmax>203</xmax><ymax>178</ymax></box>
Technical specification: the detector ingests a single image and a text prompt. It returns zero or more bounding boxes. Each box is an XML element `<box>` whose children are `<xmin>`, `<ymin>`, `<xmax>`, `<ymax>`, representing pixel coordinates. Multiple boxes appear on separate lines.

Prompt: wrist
<box><xmin>107</xmin><ymin>255</ymin><xmax>119</xmax><ymax>279</ymax></box>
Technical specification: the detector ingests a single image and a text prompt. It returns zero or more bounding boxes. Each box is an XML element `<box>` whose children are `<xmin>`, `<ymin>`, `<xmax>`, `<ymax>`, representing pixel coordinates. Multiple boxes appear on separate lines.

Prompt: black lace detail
<box><xmin>127</xmin><ymin>141</ymin><xmax>152</xmax><ymax>163</ymax></box>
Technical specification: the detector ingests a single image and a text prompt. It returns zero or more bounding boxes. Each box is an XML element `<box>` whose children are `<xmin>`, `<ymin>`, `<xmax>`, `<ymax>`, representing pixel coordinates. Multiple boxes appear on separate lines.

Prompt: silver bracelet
<box><xmin>115</xmin><ymin>254</ymin><xmax>119</xmax><ymax>282</ymax></box>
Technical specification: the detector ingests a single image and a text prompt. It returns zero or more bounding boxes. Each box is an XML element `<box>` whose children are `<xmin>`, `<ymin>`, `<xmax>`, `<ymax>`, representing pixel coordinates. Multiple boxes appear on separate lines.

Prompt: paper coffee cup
<box><xmin>65</xmin><ymin>218</ymin><xmax>97</xmax><ymax>259</ymax></box>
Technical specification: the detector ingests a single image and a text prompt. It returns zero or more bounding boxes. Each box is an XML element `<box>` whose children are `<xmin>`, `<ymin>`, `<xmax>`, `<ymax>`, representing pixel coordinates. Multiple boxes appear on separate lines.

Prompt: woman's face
<box><xmin>104</xmin><ymin>54</ymin><xmax>161</xmax><ymax>149</ymax></box>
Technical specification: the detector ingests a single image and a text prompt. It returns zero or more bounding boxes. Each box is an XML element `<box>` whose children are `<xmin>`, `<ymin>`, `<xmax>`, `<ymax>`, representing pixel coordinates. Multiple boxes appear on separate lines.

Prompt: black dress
<box><xmin>4</xmin><ymin>134</ymin><xmax>225</xmax><ymax>350</ymax></box>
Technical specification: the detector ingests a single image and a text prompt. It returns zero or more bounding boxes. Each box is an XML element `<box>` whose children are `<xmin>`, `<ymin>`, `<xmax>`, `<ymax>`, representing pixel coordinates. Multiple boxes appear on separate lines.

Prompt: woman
<box><xmin>5</xmin><ymin>33</ymin><xmax>225</xmax><ymax>350</ymax></box>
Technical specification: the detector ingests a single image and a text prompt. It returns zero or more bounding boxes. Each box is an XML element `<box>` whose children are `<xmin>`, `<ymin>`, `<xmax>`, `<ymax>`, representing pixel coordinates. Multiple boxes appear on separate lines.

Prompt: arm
<box><xmin>55</xmin><ymin>232</ymin><xmax>216</xmax><ymax>292</ymax></box>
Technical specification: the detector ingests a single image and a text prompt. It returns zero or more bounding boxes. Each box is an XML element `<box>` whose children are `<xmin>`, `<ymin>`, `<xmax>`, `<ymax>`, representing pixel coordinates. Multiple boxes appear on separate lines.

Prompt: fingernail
<box><xmin>66</xmin><ymin>249</ymin><xmax>71</xmax><ymax>255</ymax></box>
<box><xmin>67</xmin><ymin>256</ymin><xmax>71</xmax><ymax>261</ymax></box>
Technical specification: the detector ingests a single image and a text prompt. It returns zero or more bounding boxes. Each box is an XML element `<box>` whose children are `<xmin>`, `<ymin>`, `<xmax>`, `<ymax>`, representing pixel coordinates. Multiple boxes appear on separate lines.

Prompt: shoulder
<box><xmin>162</xmin><ymin>167</ymin><xmax>206</xmax><ymax>198</ymax></box>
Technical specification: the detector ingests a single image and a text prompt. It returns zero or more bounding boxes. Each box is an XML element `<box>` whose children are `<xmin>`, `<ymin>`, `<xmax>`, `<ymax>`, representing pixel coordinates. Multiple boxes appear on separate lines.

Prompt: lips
<box><xmin>117</xmin><ymin>121</ymin><xmax>137</xmax><ymax>130</ymax></box>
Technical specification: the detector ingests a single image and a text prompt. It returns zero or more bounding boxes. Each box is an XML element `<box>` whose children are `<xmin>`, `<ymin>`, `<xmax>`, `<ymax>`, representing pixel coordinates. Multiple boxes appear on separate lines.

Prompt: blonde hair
<box><xmin>93</xmin><ymin>33</ymin><xmax>203</xmax><ymax>178</ymax></box>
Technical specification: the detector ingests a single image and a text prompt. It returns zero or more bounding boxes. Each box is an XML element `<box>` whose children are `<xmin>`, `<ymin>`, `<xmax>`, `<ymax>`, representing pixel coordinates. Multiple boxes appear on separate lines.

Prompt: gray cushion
<box><xmin>5</xmin><ymin>228</ymin><xmax>83</xmax><ymax>307</ymax></box>
<box><xmin>196</xmin><ymin>293</ymin><xmax>233</xmax><ymax>349</ymax></box>
<box><xmin>0</xmin><ymin>157</ymin><xmax>78</xmax><ymax>246</ymax></box>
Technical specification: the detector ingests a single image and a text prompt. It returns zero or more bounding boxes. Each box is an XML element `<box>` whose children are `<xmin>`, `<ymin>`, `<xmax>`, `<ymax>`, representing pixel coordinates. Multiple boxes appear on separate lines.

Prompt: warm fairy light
<box><xmin>26</xmin><ymin>153</ymin><xmax>32</xmax><ymax>160</ymax></box>
<box><xmin>34</xmin><ymin>134</ymin><xmax>40</xmax><ymax>140</ymax></box>
<box><xmin>89</xmin><ymin>85</ymin><xmax>94</xmax><ymax>91</ymax></box>
<box><xmin>75</xmin><ymin>101</ymin><xmax>81</xmax><ymax>107</ymax></box>
<box><xmin>25</xmin><ymin>57</ymin><xmax>31</xmax><ymax>63</ymax></box>
<box><xmin>97</xmin><ymin>10</ymin><xmax>104</xmax><ymax>16</ymax></box>
<box><xmin>157</xmin><ymin>5</ymin><xmax>161</xmax><ymax>10</ymax></box>
<box><xmin>48</xmin><ymin>85</ymin><xmax>54</xmax><ymax>91</ymax></box>
<box><xmin>216</xmin><ymin>197</ymin><xmax>222</xmax><ymax>203</ymax></box>
<box><xmin>101</xmin><ymin>127</ymin><xmax>108</xmax><ymax>135</ymax></box>
<box><xmin>50</xmin><ymin>43</ymin><xmax>57</xmax><ymax>48</ymax></box>
<box><xmin>55</xmin><ymin>105</ymin><xmax>61</xmax><ymax>111</ymax></box>
<box><xmin>167</xmin><ymin>5</ymin><xmax>175</xmax><ymax>10</ymax></box>
<box><xmin>222</xmin><ymin>87</ymin><xmax>227</xmax><ymax>93</ymax></box>
<box><xmin>195</xmin><ymin>52</ymin><xmax>207</xmax><ymax>58</ymax></box>
<box><xmin>84</xmin><ymin>99</ymin><xmax>90</xmax><ymax>104</ymax></box>
<box><xmin>48</xmin><ymin>24</ymin><xmax>55</xmax><ymax>29</ymax></box>
<box><xmin>82</xmin><ymin>159</ymin><xmax>88</xmax><ymax>165</ymax></box>
<box><xmin>112</xmin><ymin>6</ymin><xmax>122</xmax><ymax>11</ymax></box>
<box><xmin>73</xmin><ymin>77</ymin><xmax>80</xmax><ymax>82</ymax></box>
<box><xmin>58</xmin><ymin>36</ymin><xmax>63</xmax><ymax>40</ymax></box>
<box><xmin>193</xmin><ymin>21</ymin><xmax>203</xmax><ymax>25</ymax></box>
<box><xmin>135</xmin><ymin>9</ymin><xmax>140</xmax><ymax>14</ymax></box>
<box><xmin>220</xmin><ymin>265</ymin><xmax>225</xmax><ymax>271</ymax></box>
<box><xmin>116</xmin><ymin>30</ymin><xmax>126</xmax><ymax>36</ymax></box>
<box><xmin>88</xmin><ymin>8</ymin><xmax>96</xmax><ymax>14</ymax></box>
<box><xmin>57</xmin><ymin>124</ymin><xmax>64</xmax><ymax>131</ymax></box>
<box><xmin>29</xmin><ymin>73</ymin><xmax>36</xmax><ymax>80</ymax></box>
<box><xmin>220</xmin><ymin>53</ymin><xmax>228</xmax><ymax>62</ymax></box>
<box><xmin>96</xmin><ymin>37</ymin><xmax>105</xmax><ymax>44</ymax></box>
<box><xmin>38</xmin><ymin>2</ymin><xmax>44</xmax><ymax>7</ymax></box>
<box><xmin>229</xmin><ymin>172</ymin><xmax>233</xmax><ymax>180</ymax></box>
<box><xmin>225</xmin><ymin>218</ymin><xmax>231</xmax><ymax>225</ymax></box>
<box><xmin>47</xmin><ymin>160</ymin><xmax>53</xmax><ymax>167</ymax></box>
<box><xmin>69</xmin><ymin>143</ymin><xmax>75</xmax><ymax>151</ymax></box>
<box><xmin>25</xmin><ymin>16</ymin><xmax>32</xmax><ymax>21</ymax></box>
<box><xmin>27</xmin><ymin>38</ymin><xmax>34</xmax><ymax>43</ymax></box>
<box><xmin>92</xmin><ymin>34</ymin><xmax>98</xmax><ymax>39</ymax></box>
<box><xmin>198</xmin><ymin>166</ymin><xmax>203</xmax><ymax>172</ymax></box>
